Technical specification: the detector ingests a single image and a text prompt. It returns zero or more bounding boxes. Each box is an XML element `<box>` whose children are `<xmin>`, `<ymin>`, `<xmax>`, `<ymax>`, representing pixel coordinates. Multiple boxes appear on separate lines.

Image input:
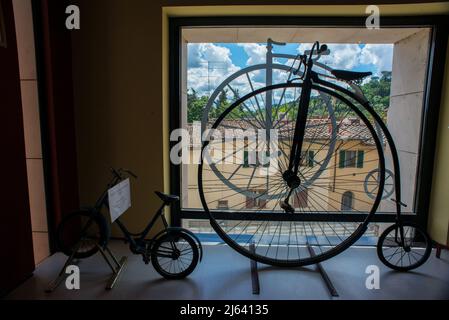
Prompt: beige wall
<box><xmin>381</xmin><ymin>29</ymin><xmax>431</xmax><ymax>214</ymax></box>
<box><xmin>13</xmin><ymin>0</ymin><xmax>49</xmax><ymax>264</ymax></box>
<box><xmin>429</xmin><ymin>43</ymin><xmax>449</xmax><ymax>245</ymax></box>
<box><xmin>72</xmin><ymin>1</ymin><xmax>449</xmax><ymax>238</ymax></box>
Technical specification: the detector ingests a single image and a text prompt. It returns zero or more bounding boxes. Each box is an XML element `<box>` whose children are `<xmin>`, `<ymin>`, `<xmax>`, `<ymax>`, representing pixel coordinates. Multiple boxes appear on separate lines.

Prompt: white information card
<box><xmin>108</xmin><ymin>178</ymin><xmax>131</xmax><ymax>222</ymax></box>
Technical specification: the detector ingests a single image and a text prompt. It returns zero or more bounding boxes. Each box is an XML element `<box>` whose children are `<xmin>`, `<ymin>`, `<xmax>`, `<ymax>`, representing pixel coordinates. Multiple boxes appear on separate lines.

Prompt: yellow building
<box><xmin>185</xmin><ymin>118</ymin><xmax>381</xmax><ymax>216</ymax></box>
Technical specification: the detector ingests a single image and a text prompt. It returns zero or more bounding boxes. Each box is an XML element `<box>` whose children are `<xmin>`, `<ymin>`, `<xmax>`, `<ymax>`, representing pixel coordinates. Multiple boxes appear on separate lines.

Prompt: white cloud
<box><xmin>188</xmin><ymin>42</ymin><xmax>394</xmax><ymax>98</ymax></box>
<box><xmin>359</xmin><ymin>44</ymin><xmax>394</xmax><ymax>74</ymax></box>
<box><xmin>188</xmin><ymin>43</ymin><xmax>235</xmax><ymax>68</ymax></box>
<box><xmin>187</xmin><ymin>42</ymin><xmax>283</xmax><ymax>99</ymax></box>
<box><xmin>237</xmin><ymin>43</ymin><xmax>267</xmax><ymax>65</ymax></box>
<box><xmin>324</xmin><ymin>44</ymin><xmax>363</xmax><ymax>70</ymax></box>
<box><xmin>297</xmin><ymin>43</ymin><xmax>393</xmax><ymax>75</ymax></box>
<box><xmin>298</xmin><ymin>43</ymin><xmax>362</xmax><ymax>70</ymax></box>
<box><xmin>187</xmin><ymin>43</ymin><xmax>240</xmax><ymax>96</ymax></box>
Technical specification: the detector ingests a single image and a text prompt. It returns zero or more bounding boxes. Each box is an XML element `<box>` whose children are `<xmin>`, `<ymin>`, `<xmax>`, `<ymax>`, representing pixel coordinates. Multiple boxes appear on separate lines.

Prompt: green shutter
<box><xmin>357</xmin><ymin>150</ymin><xmax>365</xmax><ymax>168</ymax></box>
<box><xmin>339</xmin><ymin>150</ymin><xmax>346</xmax><ymax>168</ymax></box>
<box><xmin>308</xmin><ymin>151</ymin><xmax>315</xmax><ymax>167</ymax></box>
<box><xmin>243</xmin><ymin>151</ymin><xmax>249</xmax><ymax>168</ymax></box>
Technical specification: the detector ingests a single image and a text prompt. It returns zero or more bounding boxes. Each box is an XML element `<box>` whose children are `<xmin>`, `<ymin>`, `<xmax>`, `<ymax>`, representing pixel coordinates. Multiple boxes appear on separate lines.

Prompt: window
<box><xmin>217</xmin><ymin>200</ymin><xmax>229</xmax><ymax>210</ymax></box>
<box><xmin>246</xmin><ymin>190</ymin><xmax>267</xmax><ymax>209</ymax></box>
<box><xmin>340</xmin><ymin>150</ymin><xmax>356</xmax><ymax>168</ymax></box>
<box><xmin>341</xmin><ymin>191</ymin><xmax>354</xmax><ymax>211</ymax></box>
<box><xmin>171</xmin><ymin>17</ymin><xmax>446</xmax><ymax>233</ymax></box>
<box><xmin>339</xmin><ymin>150</ymin><xmax>364</xmax><ymax>168</ymax></box>
<box><xmin>243</xmin><ymin>150</ymin><xmax>270</xmax><ymax>168</ymax></box>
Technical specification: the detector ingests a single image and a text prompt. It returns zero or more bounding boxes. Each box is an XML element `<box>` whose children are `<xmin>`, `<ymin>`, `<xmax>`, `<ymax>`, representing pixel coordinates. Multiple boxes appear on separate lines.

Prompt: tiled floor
<box><xmin>6</xmin><ymin>241</ymin><xmax>449</xmax><ymax>300</ymax></box>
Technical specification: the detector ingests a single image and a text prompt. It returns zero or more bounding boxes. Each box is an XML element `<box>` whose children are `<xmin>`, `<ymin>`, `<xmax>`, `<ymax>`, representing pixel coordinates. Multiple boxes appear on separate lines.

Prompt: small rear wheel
<box><xmin>377</xmin><ymin>222</ymin><xmax>432</xmax><ymax>271</ymax></box>
<box><xmin>151</xmin><ymin>231</ymin><xmax>199</xmax><ymax>280</ymax></box>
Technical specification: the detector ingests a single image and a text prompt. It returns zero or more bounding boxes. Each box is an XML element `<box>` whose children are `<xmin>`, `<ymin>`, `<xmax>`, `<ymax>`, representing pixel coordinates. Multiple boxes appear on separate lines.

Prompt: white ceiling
<box><xmin>183</xmin><ymin>27</ymin><xmax>427</xmax><ymax>44</ymax></box>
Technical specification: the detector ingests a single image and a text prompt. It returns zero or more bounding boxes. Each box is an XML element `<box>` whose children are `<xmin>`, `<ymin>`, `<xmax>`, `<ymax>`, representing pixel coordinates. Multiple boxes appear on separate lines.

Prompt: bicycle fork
<box><xmin>282</xmin><ymin>63</ymin><xmax>314</xmax><ymax>211</ymax></box>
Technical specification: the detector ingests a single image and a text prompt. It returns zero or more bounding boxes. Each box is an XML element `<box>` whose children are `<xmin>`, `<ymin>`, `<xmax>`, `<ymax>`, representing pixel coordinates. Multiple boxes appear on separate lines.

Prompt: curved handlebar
<box><xmin>304</xmin><ymin>42</ymin><xmax>329</xmax><ymax>59</ymax></box>
<box><xmin>122</xmin><ymin>169</ymin><xmax>138</xmax><ymax>179</ymax></box>
<box><xmin>267</xmin><ymin>38</ymin><xmax>286</xmax><ymax>47</ymax></box>
<box><xmin>289</xmin><ymin>42</ymin><xmax>330</xmax><ymax>79</ymax></box>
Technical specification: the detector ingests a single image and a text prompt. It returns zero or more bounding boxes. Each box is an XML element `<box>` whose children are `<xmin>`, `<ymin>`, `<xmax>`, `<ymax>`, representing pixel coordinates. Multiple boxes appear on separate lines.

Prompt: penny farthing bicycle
<box><xmin>198</xmin><ymin>41</ymin><xmax>432</xmax><ymax>271</ymax></box>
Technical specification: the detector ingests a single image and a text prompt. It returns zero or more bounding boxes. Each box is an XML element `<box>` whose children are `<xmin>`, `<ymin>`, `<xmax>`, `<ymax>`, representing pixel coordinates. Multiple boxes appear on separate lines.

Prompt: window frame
<box><xmin>169</xmin><ymin>15</ymin><xmax>449</xmax><ymax>229</ymax></box>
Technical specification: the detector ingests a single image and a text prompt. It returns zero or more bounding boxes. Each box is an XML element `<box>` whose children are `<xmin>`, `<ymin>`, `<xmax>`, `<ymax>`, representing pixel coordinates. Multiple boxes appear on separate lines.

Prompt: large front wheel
<box><xmin>198</xmin><ymin>83</ymin><xmax>386</xmax><ymax>267</ymax></box>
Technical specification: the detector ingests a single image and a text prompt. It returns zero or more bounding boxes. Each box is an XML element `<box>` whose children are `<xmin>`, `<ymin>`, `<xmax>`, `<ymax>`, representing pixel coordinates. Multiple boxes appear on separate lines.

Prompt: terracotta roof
<box><xmin>187</xmin><ymin>118</ymin><xmax>379</xmax><ymax>146</ymax></box>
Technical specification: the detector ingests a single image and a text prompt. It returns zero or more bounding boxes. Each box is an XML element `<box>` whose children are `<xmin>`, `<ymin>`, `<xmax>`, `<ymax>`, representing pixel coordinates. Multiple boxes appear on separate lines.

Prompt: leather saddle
<box><xmin>331</xmin><ymin>69</ymin><xmax>372</xmax><ymax>81</ymax></box>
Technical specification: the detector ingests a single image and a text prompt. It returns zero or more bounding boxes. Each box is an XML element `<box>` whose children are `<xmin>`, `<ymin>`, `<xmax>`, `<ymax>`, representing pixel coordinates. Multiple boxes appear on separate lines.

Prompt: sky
<box><xmin>187</xmin><ymin>42</ymin><xmax>393</xmax><ymax>97</ymax></box>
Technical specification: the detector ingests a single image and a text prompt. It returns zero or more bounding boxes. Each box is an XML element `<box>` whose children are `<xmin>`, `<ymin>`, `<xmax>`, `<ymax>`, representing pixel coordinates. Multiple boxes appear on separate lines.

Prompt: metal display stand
<box><xmin>45</xmin><ymin>242</ymin><xmax>127</xmax><ymax>293</ymax></box>
<box><xmin>249</xmin><ymin>243</ymin><xmax>260</xmax><ymax>295</ymax></box>
<box><xmin>435</xmin><ymin>242</ymin><xmax>449</xmax><ymax>259</ymax></box>
<box><xmin>306</xmin><ymin>245</ymin><xmax>339</xmax><ymax>297</ymax></box>
<box><xmin>249</xmin><ymin>243</ymin><xmax>339</xmax><ymax>297</ymax></box>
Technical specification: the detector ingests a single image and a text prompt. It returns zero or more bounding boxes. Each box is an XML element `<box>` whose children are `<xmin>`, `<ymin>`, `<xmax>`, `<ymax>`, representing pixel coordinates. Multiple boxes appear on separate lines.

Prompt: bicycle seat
<box><xmin>155</xmin><ymin>191</ymin><xmax>179</xmax><ymax>204</ymax></box>
<box><xmin>331</xmin><ymin>69</ymin><xmax>372</xmax><ymax>81</ymax></box>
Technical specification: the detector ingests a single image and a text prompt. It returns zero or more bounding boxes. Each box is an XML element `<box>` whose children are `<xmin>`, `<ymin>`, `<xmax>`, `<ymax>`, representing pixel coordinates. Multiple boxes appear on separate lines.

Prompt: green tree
<box><xmin>187</xmin><ymin>89</ymin><xmax>209</xmax><ymax>123</ymax></box>
<box><xmin>360</xmin><ymin>71</ymin><xmax>392</xmax><ymax>120</ymax></box>
<box><xmin>212</xmin><ymin>89</ymin><xmax>230</xmax><ymax>119</ymax></box>
<box><xmin>218</xmin><ymin>89</ymin><xmax>228</xmax><ymax>107</ymax></box>
<box><xmin>186</xmin><ymin>72</ymin><xmax>392</xmax><ymax>123</ymax></box>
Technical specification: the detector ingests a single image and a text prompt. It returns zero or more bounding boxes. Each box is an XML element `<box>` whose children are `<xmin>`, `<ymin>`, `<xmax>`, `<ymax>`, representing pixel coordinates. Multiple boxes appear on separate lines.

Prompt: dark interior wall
<box><xmin>0</xmin><ymin>0</ymin><xmax>34</xmax><ymax>297</ymax></box>
<box><xmin>72</xmin><ymin>0</ymin><xmax>166</xmax><ymax>235</ymax></box>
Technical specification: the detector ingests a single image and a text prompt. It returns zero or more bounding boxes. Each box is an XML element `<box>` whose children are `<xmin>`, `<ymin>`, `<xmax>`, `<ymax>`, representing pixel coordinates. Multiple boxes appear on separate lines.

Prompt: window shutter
<box><xmin>308</xmin><ymin>151</ymin><xmax>315</xmax><ymax>167</ymax></box>
<box><xmin>243</xmin><ymin>151</ymin><xmax>249</xmax><ymax>168</ymax></box>
<box><xmin>339</xmin><ymin>150</ymin><xmax>346</xmax><ymax>168</ymax></box>
<box><xmin>357</xmin><ymin>150</ymin><xmax>365</xmax><ymax>168</ymax></box>
<box><xmin>263</xmin><ymin>151</ymin><xmax>270</xmax><ymax>168</ymax></box>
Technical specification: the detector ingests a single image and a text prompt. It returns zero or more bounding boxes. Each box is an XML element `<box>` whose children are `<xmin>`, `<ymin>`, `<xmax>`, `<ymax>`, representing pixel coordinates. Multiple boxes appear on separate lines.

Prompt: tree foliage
<box><xmin>360</xmin><ymin>71</ymin><xmax>392</xmax><ymax>119</ymax></box>
<box><xmin>187</xmin><ymin>72</ymin><xmax>392</xmax><ymax>123</ymax></box>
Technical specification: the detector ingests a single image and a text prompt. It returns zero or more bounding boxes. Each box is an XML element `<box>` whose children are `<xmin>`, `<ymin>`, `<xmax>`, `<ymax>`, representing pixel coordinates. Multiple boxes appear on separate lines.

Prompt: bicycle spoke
<box><xmin>200</xmin><ymin>82</ymin><xmax>384</xmax><ymax>265</ymax></box>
